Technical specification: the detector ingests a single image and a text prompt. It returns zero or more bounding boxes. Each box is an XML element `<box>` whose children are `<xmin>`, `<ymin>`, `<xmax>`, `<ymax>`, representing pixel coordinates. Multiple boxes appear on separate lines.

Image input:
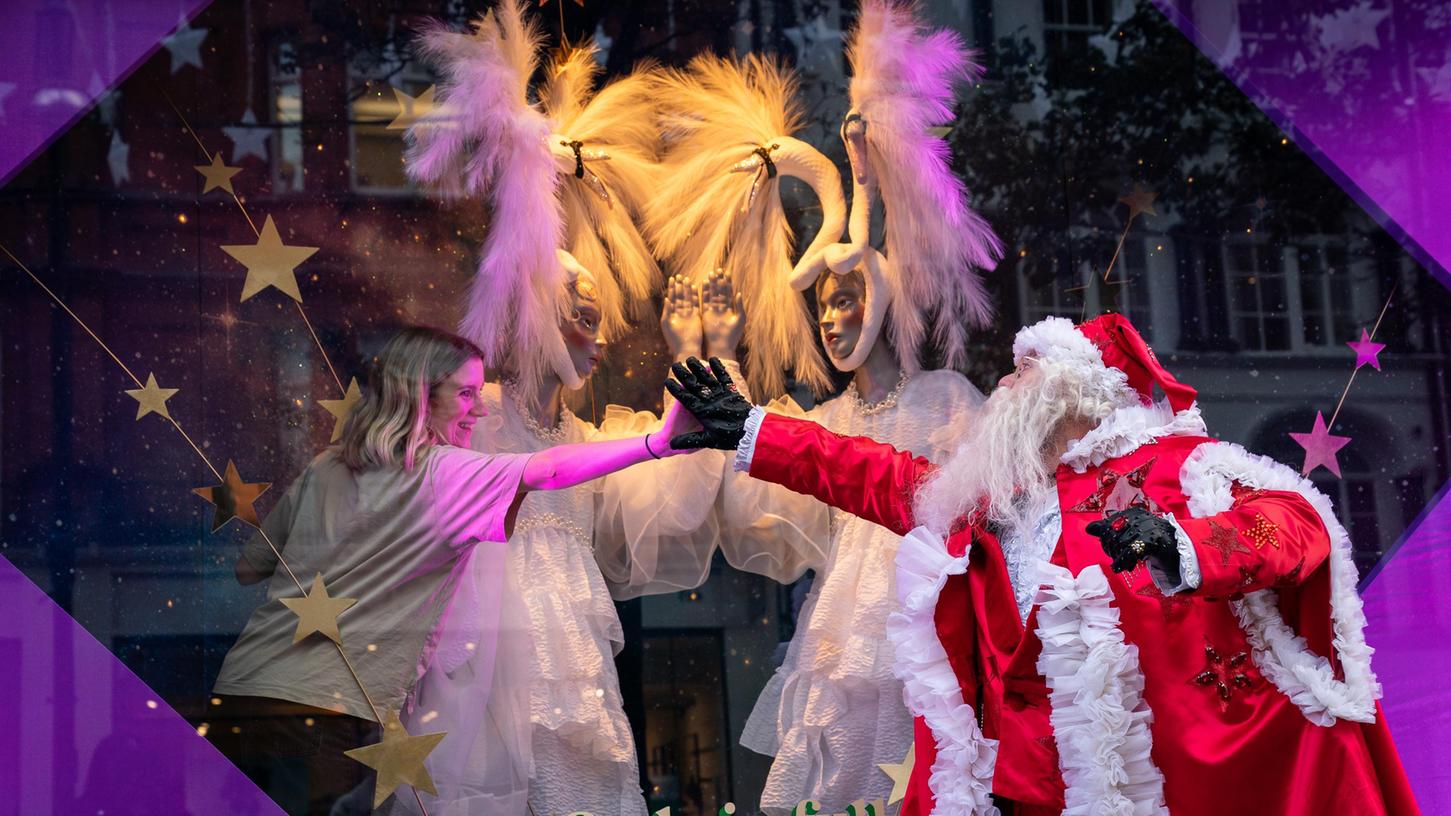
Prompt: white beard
<box><xmin>915</xmin><ymin>367</ymin><xmax>1081</xmax><ymax>535</ymax></box>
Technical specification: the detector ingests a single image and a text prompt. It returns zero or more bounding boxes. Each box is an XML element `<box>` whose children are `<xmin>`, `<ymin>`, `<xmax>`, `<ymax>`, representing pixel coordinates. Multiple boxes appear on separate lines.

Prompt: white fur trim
<box><xmin>887</xmin><ymin>527</ymin><xmax>1000</xmax><ymax>816</ymax></box>
<box><xmin>734</xmin><ymin>405</ymin><xmax>767</xmax><ymax>473</ymax></box>
<box><xmin>1061</xmin><ymin>399</ymin><xmax>1208</xmax><ymax>472</ymax></box>
<box><xmin>1179</xmin><ymin>441</ymin><xmax>1380</xmax><ymax>725</ymax></box>
<box><xmin>1149</xmin><ymin>514</ymin><xmax>1202</xmax><ymax>594</ymax></box>
<box><xmin>1013</xmin><ymin>316</ymin><xmax>1103</xmax><ymax>368</ymax></box>
<box><xmin>1034</xmin><ymin>561</ymin><xmax>1169</xmax><ymax>816</ymax></box>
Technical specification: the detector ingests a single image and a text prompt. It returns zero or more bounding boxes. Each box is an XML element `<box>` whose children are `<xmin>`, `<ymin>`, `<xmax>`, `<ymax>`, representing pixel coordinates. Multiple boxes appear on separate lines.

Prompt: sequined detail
<box><xmin>1237</xmin><ymin>563</ymin><xmax>1262</xmax><ymax>588</ymax></box>
<box><xmin>1203</xmin><ymin>520</ymin><xmax>1252</xmax><ymax>566</ymax></box>
<box><xmin>843</xmin><ymin>370</ymin><xmax>911</xmax><ymax>417</ymax></box>
<box><xmin>1135</xmin><ymin>579</ymin><xmax>1194</xmax><ymax>621</ymax></box>
<box><xmin>1069</xmin><ymin>458</ymin><xmax>1160</xmax><ymax>515</ymax></box>
<box><xmin>1229</xmin><ymin>482</ymin><xmax>1268</xmax><ymax>509</ymax></box>
<box><xmin>1193</xmin><ymin>643</ymin><xmax>1255</xmax><ymax>708</ymax></box>
<box><xmin>1244</xmin><ymin>513</ymin><xmax>1280</xmax><ymax>550</ymax></box>
<box><xmin>514</xmin><ymin>511</ymin><xmax>591</xmax><ymax>549</ymax></box>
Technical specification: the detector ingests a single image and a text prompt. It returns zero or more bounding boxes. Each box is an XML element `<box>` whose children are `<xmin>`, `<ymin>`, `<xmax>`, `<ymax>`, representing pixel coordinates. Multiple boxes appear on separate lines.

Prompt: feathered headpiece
<box><xmin>644</xmin><ymin>54</ymin><xmax>847</xmax><ymax>399</ymax></box>
<box><xmin>810</xmin><ymin>0</ymin><xmax>1002</xmax><ymax>373</ymax></box>
<box><xmin>406</xmin><ymin>0</ymin><xmax>659</xmax><ymax>398</ymax></box>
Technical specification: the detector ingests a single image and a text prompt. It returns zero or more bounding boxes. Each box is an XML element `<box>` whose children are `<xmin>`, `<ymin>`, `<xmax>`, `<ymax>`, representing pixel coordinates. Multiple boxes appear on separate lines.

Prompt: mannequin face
<box><xmin>427</xmin><ymin>357</ymin><xmax>487</xmax><ymax>447</ymax></box>
<box><xmin>562</xmin><ymin>278</ymin><xmax>604</xmax><ymax>380</ymax></box>
<box><xmin>817</xmin><ymin>272</ymin><xmax>866</xmax><ymax>361</ymax></box>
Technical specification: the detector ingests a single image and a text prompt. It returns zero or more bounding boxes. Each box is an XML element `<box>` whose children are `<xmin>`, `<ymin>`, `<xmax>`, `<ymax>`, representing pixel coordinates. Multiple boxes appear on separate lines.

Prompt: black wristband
<box><xmin>644</xmin><ymin>433</ymin><xmax>663</xmax><ymax>460</ymax></box>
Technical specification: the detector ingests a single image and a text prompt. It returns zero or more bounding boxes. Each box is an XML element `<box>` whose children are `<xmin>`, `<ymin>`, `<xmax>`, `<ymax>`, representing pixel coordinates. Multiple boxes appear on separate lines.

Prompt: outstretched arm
<box><xmin>520</xmin><ymin>399</ymin><xmax>699</xmax><ymax>492</ymax></box>
<box><xmin>666</xmin><ymin>357</ymin><xmax>932</xmax><ymax>536</ymax></box>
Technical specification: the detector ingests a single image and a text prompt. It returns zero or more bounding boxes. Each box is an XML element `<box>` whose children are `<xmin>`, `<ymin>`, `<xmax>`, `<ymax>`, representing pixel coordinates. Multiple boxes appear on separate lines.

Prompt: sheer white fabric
<box><xmin>730</xmin><ymin>368</ymin><xmax>984</xmax><ymax>813</ymax></box>
<box><xmin>400</xmin><ymin>381</ymin><xmax>723</xmax><ymax>816</ymax></box>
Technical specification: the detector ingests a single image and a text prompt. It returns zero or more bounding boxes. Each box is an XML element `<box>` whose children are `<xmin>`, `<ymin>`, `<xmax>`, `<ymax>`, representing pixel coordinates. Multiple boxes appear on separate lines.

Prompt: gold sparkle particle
<box><xmin>193</xmin><ymin>151</ymin><xmax>242</xmax><ymax>195</ymax></box>
<box><xmin>318</xmin><ymin>378</ymin><xmax>362</xmax><ymax>442</ymax></box>
<box><xmin>124</xmin><ymin>372</ymin><xmax>179</xmax><ymax>421</ymax></box>
<box><xmin>221</xmin><ymin>215</ymin><xmax>319</xmax><ymax>303</ymax></box>
<box><xmin>344</xmin><ymin>711</ymin><xmax>446</xmax><ymax>808</ymax></box>
<box><xmin>280</xmin><ymin>573</ymin><xmax>357</xmax><ymax>645</ymax></box>
<box><xmin>192</xmin><ymin>460</ymin><xmax>270</xmax><ymax>531</ymax></box>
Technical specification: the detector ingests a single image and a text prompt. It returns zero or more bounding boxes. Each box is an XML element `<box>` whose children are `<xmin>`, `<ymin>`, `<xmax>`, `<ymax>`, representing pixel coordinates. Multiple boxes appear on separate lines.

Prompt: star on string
<box><xmin>223</xmin><ymin>108</ymin><xmax>271</xmax><ymax>163</ymax></box>
<box><xmin>1203</xmin><ymin>520</ymin><xmax>1251</xmax><ymax>566</ymax></box>
<box><xmin>221</xmin><ymin>215</ymin><xmax>319</xmax><ymax>303</ymax></box>
<box><xmin>344</xmin><ymin>711</ymin><xmax>447</xmax><ymax>808</ymax></box>
<box><xmin>1347</xmin><ymin>328</ymin><xmax>1386</xmax><ymax>371</ymax></box>
<box><xmin>164</xmin><ymin>13</ymin><xmax>208</xmax><ymax>73</ymax></box>
<box><xmin>877</xmin><ymin>744</ymin><xmax>914</xmax><ymax>806</ymax></box>
<box><xmin>386</xmin><ymin>85</ymin><xmax>436</xmax><ymax>131</ymax></box>
<box><xmin>124</xmin><ymin>373</ymin><xmax>179</xmax><ymax>421</ymax></box>
<box><xmin>108</xmin><ymin>130</ymin><xmax>131</xmax><ymax>185</ymax></box>
<box><xmin>192</xmin><ymin>460</ymin><xmax>270</xmax><ymax>532</ymax></box>
<box><xmin>194</xmin><ymin>151</ymin><xmax>242</xmax><ymax>195</ymax></box>
<box><xmin>319</xmin><ymin>378</ymin><xmax>362</xmax><ymax>442</ymax></box>
<box><xmin>1136</xmin><ymin>580</ymin><xmax>1194</xmax><ymax>622</ymax></box>
<box><xmin>1118</xmin><ymin>183</ymin><xmax>1158</xmax><ymax>220</ymax></box>
<box><xmin>1289</xmin><ymin>411</ymin><xmax>1351</xmax><ymax>477</ymax></box>
<box><xmin>280</xmin><ymin>573</ymin><xmax>357</xmax><ymax>644</ymax></box>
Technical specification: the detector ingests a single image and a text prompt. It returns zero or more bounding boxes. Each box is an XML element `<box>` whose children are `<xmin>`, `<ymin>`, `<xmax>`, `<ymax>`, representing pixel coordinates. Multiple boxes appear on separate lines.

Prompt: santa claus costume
<box><xmin>666</xmin><ymin>313</ymin><xmax>1418</xmax><ymax>815</ymax></box>
<box><xmin>645</xmin><ymin>4</ymin><xmax>1001</xmax><ymax>811</ymax></box>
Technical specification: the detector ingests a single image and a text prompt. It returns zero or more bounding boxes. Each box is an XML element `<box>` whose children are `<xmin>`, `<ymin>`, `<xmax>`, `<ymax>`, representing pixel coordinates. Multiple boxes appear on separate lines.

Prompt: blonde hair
<box><xmin>338</xmin><ymin>326</ymin><xmax>484</xmax><ymax>472</ymax></box>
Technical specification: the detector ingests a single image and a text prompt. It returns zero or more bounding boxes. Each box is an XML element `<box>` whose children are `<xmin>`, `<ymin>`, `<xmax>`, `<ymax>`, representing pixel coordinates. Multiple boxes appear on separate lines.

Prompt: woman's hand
<box><xmin>700</xmin><ymin>269</ymin><xmax>744</xmax><ymax>361</ymax></box>
<box><xmin>660</xmin><ymin>274</ymin><xmax>703</xmax><ymax>362</ymax></box>
<box><xmin>656</xmin><ymin>396</ymin><xmax>704</xmax><ymax>454</ymax></box>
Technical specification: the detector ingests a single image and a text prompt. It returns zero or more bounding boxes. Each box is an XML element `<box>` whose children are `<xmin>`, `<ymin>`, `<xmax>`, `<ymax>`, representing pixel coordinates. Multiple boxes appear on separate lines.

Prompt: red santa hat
<box><xmin>1012</xmin><ymin>314</ymin><xmax>1197</xmax><ymax>412</ymax></box>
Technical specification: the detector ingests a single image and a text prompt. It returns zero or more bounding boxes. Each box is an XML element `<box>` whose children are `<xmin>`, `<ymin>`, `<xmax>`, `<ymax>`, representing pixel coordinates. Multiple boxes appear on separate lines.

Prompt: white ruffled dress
<box><xmin>728</xmin><ymin>368</ymin><xmax>982</xmax><ymax>814</ymax></box>
<box><xmin>393</xmin><ymin>382</ymin><xmax>722</xmax><ymax>816</ymax></box>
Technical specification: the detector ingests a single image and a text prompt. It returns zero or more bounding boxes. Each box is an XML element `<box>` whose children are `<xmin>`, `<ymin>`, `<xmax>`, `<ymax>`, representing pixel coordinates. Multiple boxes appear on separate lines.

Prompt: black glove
<box><xmin>1085</xmin><ymin>506</ymin><xmax>1182</xmax><ymax>576</ymax></box>
<box><xmin>664</xmin><ymin>356</ymin><xmax>753</xmax><ymax>450</ymax></box>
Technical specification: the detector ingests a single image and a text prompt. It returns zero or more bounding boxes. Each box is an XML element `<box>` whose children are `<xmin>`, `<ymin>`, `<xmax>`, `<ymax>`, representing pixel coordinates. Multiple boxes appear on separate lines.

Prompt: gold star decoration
<box><xmin>193</xmin><ymin>151</ymin><xmax>242</xmax><ymax>195</ymax></box>
<box><xmin>344</xmin><ymin>711</ymin><xmax>447</xmax><ymax>808</ymax></box>
<box><xmin>877</xmin><ymin>743</ymin><xmax>915</xmax><ymax>806</ymax></box>
<box><xmin>318</xmin><ymin>378</ymin><xmax>362</xmax><ymax>442</ymax></box>
<box><xmin>1118</xmin><ymin>183</ymin><xmax>1158</xmax><ymax>220</ymax></box>
<box><xmin>280</xmin><ymin>573</ymin><xmax>357</xmax><ymax>645</ymax></box>
<box><xmin>386</xmin><ymin>85</ymin><xmax>436</xmax><ymax>131</ymax></box>
<box><xmin>221</xmin><ymin>215</ymin><xmax>319</xmax><ymax>303</ymax></box>
<box><xmin>1243</xmin><ymin>514</ymin><xmax>1281</xmax><ymax>550</ymax></box>
<box><xmin>124</xmin><ymin>372</ymin><xmax>179</xmax><ymax>421</ymax></box>
<box><xmin>192</xmin><ymin>460</ymin><xmax>271</xmax><ymax>532</ymax></box>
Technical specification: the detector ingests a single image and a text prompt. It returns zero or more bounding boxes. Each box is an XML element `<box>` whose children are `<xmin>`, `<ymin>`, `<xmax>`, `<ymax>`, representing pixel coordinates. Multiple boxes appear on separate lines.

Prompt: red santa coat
<box><xmin>742</xmin><ymin>401</ymin><xmax>1418</xmax><ymax>815</ymax></box>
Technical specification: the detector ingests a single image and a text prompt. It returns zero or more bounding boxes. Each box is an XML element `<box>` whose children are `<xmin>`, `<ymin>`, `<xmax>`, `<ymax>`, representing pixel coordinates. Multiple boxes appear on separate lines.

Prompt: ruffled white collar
<box><xmin>1060</xmin><ymin>399</ymin><xmax>1207</xmax><ymax>472</ymax></box>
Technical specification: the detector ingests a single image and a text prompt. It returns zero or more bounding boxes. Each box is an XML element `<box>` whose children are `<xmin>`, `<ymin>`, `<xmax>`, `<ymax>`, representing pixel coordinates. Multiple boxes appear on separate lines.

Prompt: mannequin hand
<box><xmin>664</xmin><ymin>357</ymin><xmax>752</xmax><ymax>450</ymax></box>
<box><xmin>1086</xmin><ymin>506</ymin><xmax>1182</xmax><ymax>575</ymax></box>
<box><xmin>700</xmin><ymin>269</ymin><xmax>744</xmax><ymax>360</ymax></box>
<box><xmin>660</xmin><ymin>274</ymin><xmax>703</xmax><ymax>360</ymax></box>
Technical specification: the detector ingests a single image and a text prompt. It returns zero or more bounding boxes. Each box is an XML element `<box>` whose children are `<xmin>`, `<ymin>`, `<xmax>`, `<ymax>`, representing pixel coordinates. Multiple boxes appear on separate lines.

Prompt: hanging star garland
<box><xmin>192</xmin><ymin>460</ymin><xmax>271</xmax><ymax>531</ymax></box>
<box><xmin>124</xmin><ymin>372</ymin><xmax>179</xmax><ymax>421</ymax></box>
<box><xmin>164</xmin><ymin>13</ymin><xmax>209</xmax><ymax>73</ymax></box>
<box><xmin>223</xmin><ymin>108</ymin><xmax>271</xmax><ymax>163</ymax></box>
<box><xmin>386</xmin><ymin>86</ymin><xmax>436</xmax><ymax>131</ymax></box>
<box><xmin>194</xmin><ymin>151</ymin><xmax>242</xmax><ymax>195</ymax></box>
<box><xmin>281</xmin><ymin>573</ymin><xmax>358</xmax><ymax>645</ymax></box>
<box><xmin>877</xmin><ymin>744</ymin><xmax>915</xmax><ymax>806</ymax></box>
<box><xmin>344</xmin><ymin>711</ymin><xmax>447</xmax><ymax>808</ymax></box>
<box><xmin>221</xmin><ymin>215</ymin><xmax>319</xmax><ymax>303</ymax></box>
<box><xmin>1289</xmin><ymin>411</ymin><xmax>1351</xmax><ymax>478</ymax></box>
<box><xmin>318</xmin><ymin>378</ymin><xmax>362</xmax><ymax>442</ymax></box>
<box><xmin>1072</xmin><ymin>182</ymin><xmax>1158</xmax><ymax>318</ymax></box>
<box><xmin>1347</xmin><ymin>327</ymin><xmax>1386</xmax><ymax>371</ymax></box>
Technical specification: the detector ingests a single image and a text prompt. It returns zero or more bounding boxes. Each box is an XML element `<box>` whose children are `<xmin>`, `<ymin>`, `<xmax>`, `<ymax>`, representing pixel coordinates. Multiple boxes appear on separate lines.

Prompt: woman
<box><xmin>213</xmin><ymin>326</ymin><xmax>697</xmax><ymax>814</ymax></box>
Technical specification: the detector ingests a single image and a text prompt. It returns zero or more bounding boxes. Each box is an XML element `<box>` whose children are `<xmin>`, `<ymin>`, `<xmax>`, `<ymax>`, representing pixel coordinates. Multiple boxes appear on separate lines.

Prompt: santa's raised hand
<box><xmin>665</xmin><ymin>357</ymin><xmax>752</xmax><ymax>450</ymax></box>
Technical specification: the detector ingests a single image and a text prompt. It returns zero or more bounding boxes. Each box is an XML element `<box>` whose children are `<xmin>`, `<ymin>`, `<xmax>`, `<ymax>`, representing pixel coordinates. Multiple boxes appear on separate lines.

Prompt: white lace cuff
<box><xmin>1149</xmin><ymin>513</ymin><xmax>1202</xmax><ymax>595</ymax></box>
<box><xmin>733</xmin><ymin>405</ymin><xmax>767</xmax><ymax>473</ymax></box>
